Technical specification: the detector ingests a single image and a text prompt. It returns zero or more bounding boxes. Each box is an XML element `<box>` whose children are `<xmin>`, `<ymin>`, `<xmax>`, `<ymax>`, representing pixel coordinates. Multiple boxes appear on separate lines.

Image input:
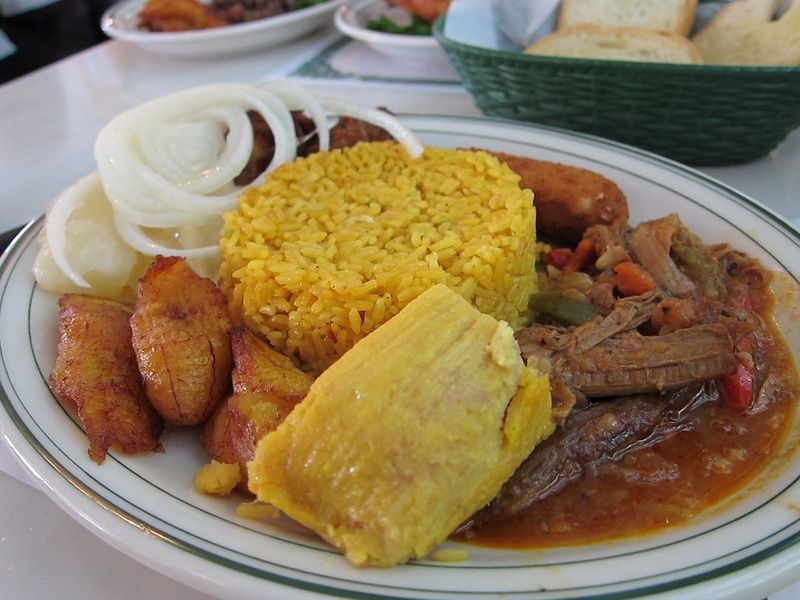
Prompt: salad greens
<box><xmin>366</xmin><ymin>14</ymin><xmax>432</xmax><ymax>36</ymax></box>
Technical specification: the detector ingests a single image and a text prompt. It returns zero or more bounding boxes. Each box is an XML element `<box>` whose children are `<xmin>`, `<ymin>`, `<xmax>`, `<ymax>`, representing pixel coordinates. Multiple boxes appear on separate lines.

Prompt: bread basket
<box><xmin>433</xmin><ymin>18</ymin><xmax>800</xmax><ymax>166</ymax></box>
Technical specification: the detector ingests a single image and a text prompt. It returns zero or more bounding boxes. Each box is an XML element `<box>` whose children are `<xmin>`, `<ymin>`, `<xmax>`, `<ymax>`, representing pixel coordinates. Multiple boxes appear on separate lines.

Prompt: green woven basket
<box><xmin>434</xmin><ymin>18</ymin><xmax>800</xmax><ymax>166</ymax></box>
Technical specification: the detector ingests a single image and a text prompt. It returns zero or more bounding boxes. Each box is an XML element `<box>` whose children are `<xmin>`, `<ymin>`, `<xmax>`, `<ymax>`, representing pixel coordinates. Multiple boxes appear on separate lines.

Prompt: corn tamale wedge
<box><xmin>247</xmin><ymin>284</ymin><xmax>553</xmax><ymax>567</ymax></box>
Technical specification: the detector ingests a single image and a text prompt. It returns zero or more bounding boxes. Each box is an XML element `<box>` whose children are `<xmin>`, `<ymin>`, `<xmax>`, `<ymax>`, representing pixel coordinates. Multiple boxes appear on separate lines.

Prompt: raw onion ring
<box><xmin>43</xmin><ymin>173</ymin><xmax>99</xmax><ymax>288</ymax></box>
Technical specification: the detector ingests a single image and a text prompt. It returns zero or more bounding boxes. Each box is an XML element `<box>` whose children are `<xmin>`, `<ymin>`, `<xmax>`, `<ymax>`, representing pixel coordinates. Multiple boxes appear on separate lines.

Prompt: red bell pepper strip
<box><xmin>719</xmin><ymin>361</ymin><xmax>754</xmax><ymax>411</ymax></box>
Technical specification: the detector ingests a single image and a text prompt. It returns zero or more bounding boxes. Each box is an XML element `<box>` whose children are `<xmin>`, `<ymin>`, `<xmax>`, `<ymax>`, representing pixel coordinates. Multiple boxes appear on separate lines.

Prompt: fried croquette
<box><xmin>492</xmin><ymin>151</ymin><xmax>629</xmax><ymax>244</ymax></box>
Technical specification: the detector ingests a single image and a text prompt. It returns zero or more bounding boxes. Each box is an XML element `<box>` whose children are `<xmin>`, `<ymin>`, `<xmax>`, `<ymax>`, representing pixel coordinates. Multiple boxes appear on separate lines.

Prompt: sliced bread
<box><xmin>525</xmin><ymin>25</ymin><xmax>704</xmax><ymax>64</ymax></box>
<box><xmin>692</xmin><ymin>0</ymin><xmax>800</xmax><ymax>65</ymax></box>
<box><xmin>558</xmin><ymin>0</ymin><xmax>698</xmax><ymax>36</ymax></box>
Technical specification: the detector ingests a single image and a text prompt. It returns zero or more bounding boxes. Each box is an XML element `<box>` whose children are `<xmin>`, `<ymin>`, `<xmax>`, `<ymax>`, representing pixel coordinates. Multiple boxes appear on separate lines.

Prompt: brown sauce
<box><xmin>458</xmin><ymin>389</ymin><xmax>792</xmax><ymax>548</ymax></box>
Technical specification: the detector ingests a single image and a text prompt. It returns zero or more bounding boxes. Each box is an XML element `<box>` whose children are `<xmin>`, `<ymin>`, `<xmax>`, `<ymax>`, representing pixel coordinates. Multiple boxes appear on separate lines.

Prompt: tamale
<box><xmin>247</xmin><ymin>284</ymin><xmax>553</xmax><ymax>567</ymax></box>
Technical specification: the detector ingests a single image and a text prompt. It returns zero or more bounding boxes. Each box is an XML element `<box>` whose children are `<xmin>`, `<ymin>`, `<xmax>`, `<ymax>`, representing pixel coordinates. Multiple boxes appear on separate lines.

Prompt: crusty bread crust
<box><xmin>692</xmin><ymin>0</ymin><xmax>800</xmax><ymax>65</ymax></box>
<box><xmin>558</xmin><ymin>0</ymin><xmax>698</xmax><ymax>36</ymax></box>
<box><xmin>525</xmin><ymin>24</ymin><xmax>703</xmax><ymax>64</ymax></box>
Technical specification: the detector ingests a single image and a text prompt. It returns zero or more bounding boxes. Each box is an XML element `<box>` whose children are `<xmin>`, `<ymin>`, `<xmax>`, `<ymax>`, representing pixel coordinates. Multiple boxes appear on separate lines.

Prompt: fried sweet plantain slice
<box><xmin>131</xmin><ymin>256</ymin><xmax>233</xmax><ymax>426</ymax></box>
<box><xmin>203</xmin><ymin>328</ymin><xmax>313</xmax><ymax>488</ymax></box>
<box><xmin>49</xmin><ymin>294</ymin><xmax>162</xmax><ymax>464</ymax></box>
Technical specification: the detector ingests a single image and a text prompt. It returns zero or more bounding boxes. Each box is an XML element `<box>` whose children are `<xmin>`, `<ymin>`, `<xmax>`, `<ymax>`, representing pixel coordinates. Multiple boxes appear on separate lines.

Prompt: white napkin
<box><xmin>444</xmin><ymin>0</ymin><xmax>506</xmax><ymax>49</ymax></box>
<box><xmin>492</xmin><ymin>0</ymin><xmax>561</xmax><ymax>48</ymax></box>
<box><xmin>444</xmin><ymin>0</ymin><xmax>560</xmax><ymax>50</ymax></box>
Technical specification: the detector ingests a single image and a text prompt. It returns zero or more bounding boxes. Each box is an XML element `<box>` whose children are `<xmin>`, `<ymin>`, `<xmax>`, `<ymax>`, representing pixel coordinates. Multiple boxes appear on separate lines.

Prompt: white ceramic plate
<box><xmin>2</xmin><ymin>116</ymin><xmax>800</xmax><ymax>600</ymax></box>
<box><xmin>100</xmin><ymin>0</ymin><xmax>346</xmax><ymax>58</ymax></box>
<box><xmin>334</xmin><ymin>0</ymin><xmax>450</xmax><ymax>64</ymax></box>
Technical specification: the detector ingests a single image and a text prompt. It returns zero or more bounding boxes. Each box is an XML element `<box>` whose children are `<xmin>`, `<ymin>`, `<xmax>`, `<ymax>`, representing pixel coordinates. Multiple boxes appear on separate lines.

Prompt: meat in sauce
<box><xmin>463</xmin><ymin>383</ymin><xmax>718</xmax><ymax>528</ymax></box>
<box><xmin>458</xmin><ymin>208</ymin><xmax>798</xmax><ymax>547</ymax></box>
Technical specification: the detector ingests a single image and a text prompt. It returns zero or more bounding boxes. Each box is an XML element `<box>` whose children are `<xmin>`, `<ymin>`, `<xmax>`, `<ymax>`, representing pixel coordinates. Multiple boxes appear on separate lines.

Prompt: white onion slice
<box><xmin>104</xmin><ymin>192</ymin><xmax>216</xmax><ymax>229</ymax></box>
<box><xmin>99</xmin><ymin>161</ymin><xmax>240</xmax><ymax>226</ymax></box>
<box><xmin>137</xmin><ymin>109</ymin><xmax>247</xmax><ymax>194</ymax></box>
<box><xmin>43</xmin><ymin>173</ymin><xmax>100</xmax><ymax>288</ymax></box>
<box><xmin>94</xmin><ymin>84</ymin><xmax>298</xmax><ymax>226</ymax></box>
<box><xmin>113</xmin><ymin>212</ymin><xmax>220</xmax><ymax>259</ymax></box>
<box><xmin>255</xmin><ymin>90</ymin><xmax>296</xmax><ymax>172</ymax></box>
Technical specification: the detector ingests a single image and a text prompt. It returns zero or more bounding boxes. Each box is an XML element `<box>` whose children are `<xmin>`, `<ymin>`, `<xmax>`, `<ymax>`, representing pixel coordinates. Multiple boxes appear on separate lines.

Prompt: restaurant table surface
<box><xmin>1</xmin><ymin>21</ymin><xmax>799</xmax><ymax>600</ymax></box>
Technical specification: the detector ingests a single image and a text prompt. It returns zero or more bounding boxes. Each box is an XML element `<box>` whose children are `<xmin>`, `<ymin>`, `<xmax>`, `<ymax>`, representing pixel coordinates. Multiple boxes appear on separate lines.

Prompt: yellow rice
<box><xmin>219</xmin><ymin>142</ymin><xmax>538</xmax><ymax>373</ymax></box>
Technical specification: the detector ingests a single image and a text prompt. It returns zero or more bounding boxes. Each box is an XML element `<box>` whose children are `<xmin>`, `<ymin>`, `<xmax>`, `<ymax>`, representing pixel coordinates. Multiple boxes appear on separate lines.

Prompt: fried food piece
<box><xmin>235</xmin><ymin>499</ymin><xmax>280</xmax><ymax>520</ymax></box>
<box><xmin>130</xmin><ymin>256</ymin><xmax>233</xmax><ymax>426</ymax></box>
<box><xmin>49</xmin><ymin>294</ymin><xmax>162</xmax><ymax>464</ymax></box>
<box><xmin>212</xmin><ymin>0</ymin><xmax>287</xmax><ymax>24</ymax></box>
<box><xmin>329</xmin><ymin>115</ymin><xmax>394</xmax><ymax>149</ymax></box>
<box><xmin>491</xmin><ymin>151</ymin><xmax>629</xmax><ymax>244</ymax></box>
<box><xmin>138</xmin><ymin>0</ymin><xmax>226</xmax><ymax>32</ymax></box>
<box><xmin>194</xmin><ymin>460</ymin><xmax>241</xmax><ymax>495</ymax></box>
<box><xmin>233</xmin><ymin>111</ymin><xmax>279</xmax><ymax>187</ymax></box>
<box><xmin>248</xmin><ymin>284</ymin><xmax>554</xmax><ymax>567</ymax></box>
<box><xmin>202</xmin><ymin>328</ymin><xmax>312</xmax><ymax>485</ymax></box>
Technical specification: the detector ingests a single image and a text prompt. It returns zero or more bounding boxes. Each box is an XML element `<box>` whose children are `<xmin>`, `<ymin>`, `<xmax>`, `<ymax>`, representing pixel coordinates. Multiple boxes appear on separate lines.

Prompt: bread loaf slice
<box><xmin>692</xmin><ymin>0</ymin><xmax>800</xmax><ymax>65</ymax></box>
<box><xmin>525</xmin><ymin>25</ymin><xmax>703</xmax><ymax>64</ymax></box>
<box><xmin>558</xmin><ymin>0</ymin><xmax>698</xmax><ymax>36</ymax></box>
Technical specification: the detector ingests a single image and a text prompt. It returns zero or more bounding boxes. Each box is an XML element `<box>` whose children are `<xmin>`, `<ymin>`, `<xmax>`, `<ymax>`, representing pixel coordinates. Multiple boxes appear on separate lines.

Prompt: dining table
<box><xmin>1</xmin><ymin>9</ymin><xmax>799</xmax><ymax>599</ymax></box>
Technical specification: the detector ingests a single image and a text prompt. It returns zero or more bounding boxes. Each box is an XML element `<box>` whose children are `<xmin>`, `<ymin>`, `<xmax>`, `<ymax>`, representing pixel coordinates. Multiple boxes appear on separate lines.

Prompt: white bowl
<box><xmin>334</xmin><ymin>0</ymin><xmax>450</xmax><ymax>64</ymax></box>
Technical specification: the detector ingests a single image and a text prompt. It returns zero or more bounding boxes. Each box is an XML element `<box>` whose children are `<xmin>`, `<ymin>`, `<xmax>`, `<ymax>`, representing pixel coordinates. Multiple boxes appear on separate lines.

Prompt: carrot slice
<box><xmin>612</xmin><ymin>261</ymin><xmax>656</xmax><ymax>296</ymax></box>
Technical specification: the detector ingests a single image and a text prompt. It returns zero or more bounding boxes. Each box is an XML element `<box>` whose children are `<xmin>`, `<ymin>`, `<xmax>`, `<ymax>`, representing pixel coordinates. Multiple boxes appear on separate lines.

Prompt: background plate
<box><xmin>1</xmin><ymin>115</ymin><xmax>800</xmax><ymax>599</ymax></box>
<box><xmin>101</xmin><ymin>0</ymin><xmax>345</xmax><ymax>58</ymax></box>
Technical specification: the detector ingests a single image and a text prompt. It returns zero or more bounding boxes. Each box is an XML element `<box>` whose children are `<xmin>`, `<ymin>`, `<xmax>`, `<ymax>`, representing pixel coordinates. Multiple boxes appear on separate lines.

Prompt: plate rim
<box><xmin>2</xmin><ymin>114</ymin><xmax>800</xmax><ymax>600</ymax></box>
